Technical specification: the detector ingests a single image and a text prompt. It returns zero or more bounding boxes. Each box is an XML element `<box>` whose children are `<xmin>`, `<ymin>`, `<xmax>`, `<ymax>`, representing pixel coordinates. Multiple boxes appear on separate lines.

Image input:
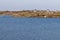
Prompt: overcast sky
<box><xmin>0</xmin><ymin>0</ymin><xmax>60</xmax><ymax>11</ymax></box>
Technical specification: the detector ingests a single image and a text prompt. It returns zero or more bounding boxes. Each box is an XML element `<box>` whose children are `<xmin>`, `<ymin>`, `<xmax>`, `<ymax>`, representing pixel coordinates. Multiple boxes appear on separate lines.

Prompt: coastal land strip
<box><xmin>0</xmin><ymin>10</ymin><xmax>60</xmax><ymax>18</ymax></box>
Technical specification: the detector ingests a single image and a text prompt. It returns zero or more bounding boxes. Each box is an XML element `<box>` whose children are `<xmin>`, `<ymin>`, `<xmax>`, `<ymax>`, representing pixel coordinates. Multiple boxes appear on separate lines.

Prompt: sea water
<box><xmin>0</xmin><ymin>16</ymin><xmax>60</xmax><ymax>40</ymax></box>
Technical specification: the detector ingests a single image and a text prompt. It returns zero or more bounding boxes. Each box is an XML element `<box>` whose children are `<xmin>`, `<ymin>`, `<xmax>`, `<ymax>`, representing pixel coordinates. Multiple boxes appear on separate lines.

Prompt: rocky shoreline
<box><xmin>0</xmin><ymin>10</ymin><xmax>60</xmax><ymax>18</ymax></box>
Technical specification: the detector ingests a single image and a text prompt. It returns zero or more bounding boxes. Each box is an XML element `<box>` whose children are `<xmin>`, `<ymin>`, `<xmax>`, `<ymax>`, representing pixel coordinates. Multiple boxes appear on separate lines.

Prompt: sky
<box><xmin>0</xmin><ymin>0</ymin><xmax>60</xmax><ymax>11</ymax></box>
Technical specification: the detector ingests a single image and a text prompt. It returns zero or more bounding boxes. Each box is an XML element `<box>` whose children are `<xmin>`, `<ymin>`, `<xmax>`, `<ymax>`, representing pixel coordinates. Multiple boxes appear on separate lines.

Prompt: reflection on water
<box><xmin>0</xmin><ymin>16</ymin><xmax>60</xmax><ymax>40</ymax></box>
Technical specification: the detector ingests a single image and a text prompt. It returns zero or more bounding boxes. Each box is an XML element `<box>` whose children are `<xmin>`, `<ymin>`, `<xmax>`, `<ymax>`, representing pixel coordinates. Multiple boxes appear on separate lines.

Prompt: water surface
<box><xmin>0</xmin><ymin>16</ymin><xmax>60</xmax><ymax>40</ymax></box>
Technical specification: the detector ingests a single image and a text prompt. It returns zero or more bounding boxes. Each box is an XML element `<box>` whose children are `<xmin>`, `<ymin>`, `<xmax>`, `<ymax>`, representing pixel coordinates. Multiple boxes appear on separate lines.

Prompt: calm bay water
<box><xmin>0</xmin><ymin>16</ymin><xmax>60</xmax><ymax>40</ymax></box>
